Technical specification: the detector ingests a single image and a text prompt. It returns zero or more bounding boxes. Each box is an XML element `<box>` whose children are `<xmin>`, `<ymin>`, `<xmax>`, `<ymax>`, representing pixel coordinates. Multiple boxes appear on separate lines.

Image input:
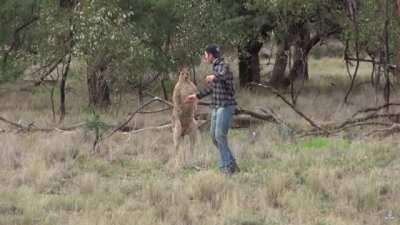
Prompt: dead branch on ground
<box><xmin>352</xmin><ymin>102</ymin><xmax>400</xmax><ymax>117</ymax></box>
<box><xmin>97</xmin><ymin>97</ymin><xmax>172</xmax><ymax>146</ymax></box>
<box><xmin>251</xmin><ymin>82</ymin><xmax>400</xmax><ymax>138</ymax></box>
<box><xmin>364</xmin><ymin>123</ymin><xmax>400</xmax><ymax>137</ymax></box>
<box><xmin>251</xmin><ymin>82</ymin><xmax>322</xmax><ymax>130</ymax></box>
<box><xmin>0</xmin><ymin>116</ymin><xmax>85</xmax><ymax>132</ymax></box>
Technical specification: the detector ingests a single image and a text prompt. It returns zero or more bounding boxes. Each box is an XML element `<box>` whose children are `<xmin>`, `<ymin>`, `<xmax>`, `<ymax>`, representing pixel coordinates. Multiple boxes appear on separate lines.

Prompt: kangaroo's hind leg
<box><xmin>173</xmin><ymin>120</ymin><xmax>184</xmax><ymax>168</ymax></box>
<box><xmin>188</xmin><ymin>119</ymin><xmax>199</xmax><ymax>153</ymax></box>
<box><xmin>187</xmin><ymin>119</ymin><xmax>201</xmax><ymax>166</ymax></box>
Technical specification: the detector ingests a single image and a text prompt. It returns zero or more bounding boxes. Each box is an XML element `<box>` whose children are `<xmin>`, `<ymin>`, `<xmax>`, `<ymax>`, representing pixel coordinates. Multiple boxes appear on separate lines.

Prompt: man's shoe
<box><xmin>221</xmin><ymin>167</ymin><xmax>233</xmax><ymax>176</ymax></box>
<box><xmin>229</xmin><ymin>162</ymin><xmax>240</xmax><ymax>174</ymax></box>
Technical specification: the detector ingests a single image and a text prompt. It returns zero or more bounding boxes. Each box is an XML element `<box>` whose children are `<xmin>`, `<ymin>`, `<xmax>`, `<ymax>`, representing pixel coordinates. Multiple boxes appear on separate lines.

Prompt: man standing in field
<box><xmin>186</xmin><ymin>44</ymin><xmax>240</xmax><ymax>175</ymax></box>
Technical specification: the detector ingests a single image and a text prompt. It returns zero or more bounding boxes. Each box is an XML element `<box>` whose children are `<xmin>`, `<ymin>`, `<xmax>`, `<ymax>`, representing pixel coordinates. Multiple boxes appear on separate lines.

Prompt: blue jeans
<box><xmin>210</xmin><ymin>105</ymin><xmax>236</xmax><ymax>170</ymax></box>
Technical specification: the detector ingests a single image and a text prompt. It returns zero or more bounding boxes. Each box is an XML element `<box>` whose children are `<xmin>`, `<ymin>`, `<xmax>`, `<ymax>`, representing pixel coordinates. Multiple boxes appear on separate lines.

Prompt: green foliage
<box><xmin>0</xmin><ymin>0</ymin><xmax>38</xmax><ymax>44</ymax></box>
<box><xmin>0</xmin><ymin>57</ymin><xmax>25</xmax><ymax>83</ymax></box>
<box><xmin>149</xmin><ymin>79</ymin><xmax>175</xmax><ymax>97</ymax></box>
<box><xmin>0</xmin><ymin>0</ymin><xmax>39</xmax><ymax>83</ymax></box>
<box><xmin>1</xmin><ymin>0</ymin><xmax>399</xmax><ymax>99</ymax></box>
<box><xmin>84</xmin><ymin>108</ymin><xmax>109</xmax><ymax>140</ymax></box>
<box><xmin>354</xmin><ymin>0</ymin><xmax>400</xmax><ymax>59</ymax></box>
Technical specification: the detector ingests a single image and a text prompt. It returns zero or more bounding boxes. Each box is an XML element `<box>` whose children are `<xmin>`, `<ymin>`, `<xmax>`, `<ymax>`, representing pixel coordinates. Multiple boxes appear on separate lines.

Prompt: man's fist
<box><xmin>206</xmin><ymin>75</ymin><xmax>216</xmax><ymax>83</ymax></box>
<box><xmin>185</xmin><ymin>94</ymin><xmax>198</xmax><ymax>103</ymax></box>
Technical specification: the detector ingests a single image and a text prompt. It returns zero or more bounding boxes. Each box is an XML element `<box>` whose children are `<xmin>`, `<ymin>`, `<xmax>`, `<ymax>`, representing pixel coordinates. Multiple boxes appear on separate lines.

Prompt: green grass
<box><xmin>297</xmin><ymin>137</ymin><xmax>351</xmax><ymax>151</ymax></box>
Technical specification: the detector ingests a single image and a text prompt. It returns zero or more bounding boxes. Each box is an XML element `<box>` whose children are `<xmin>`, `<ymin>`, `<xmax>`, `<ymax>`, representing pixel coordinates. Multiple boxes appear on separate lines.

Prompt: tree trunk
<box><xmin>288</xmin><ymin>46</ymin><xmax>308</xmax><ymax>82</ymax></box>
<box><xmin>58</xmin><ymin>0</ymin><xmax>74</xmax><ymax>121</ymax></box>
<box><xmin>59</xmin><ymin>0</ymin><xmax>75</xmax><ymax>8</ymax></box>
<box><xmin>87</xmin><ymin>57</ymin><xmax>111</xmax><ymax>107</ymax></box>
<box><xmin>397</xmin><ymin>48</ymin><xmax>400</xmax><ymax>78</ymax></box>
<box><xmin>288</xmin><ymin>26</ymin><xmax>311</xmax><ymax>82</ymax></box>
<box><xmin>238</xmin><ymin>39</ymin><xmax>263</xmax><ymax>87</ymax></box>
<box><xmin>396</xmin><ymin>0</ymin><xmax>400</xmax><ymax>77</ymax></box>
<box><xmin>269</xmin><ymin>40</ymin><xmax>290</xmax><ymax>87</ymax></box>
<box><xmin>161</xmin><ymin>73</ymin><xmax>169</xmax><ymax>100</ymax></box>
<box><xmin>134</xmin><ymin>74</ymin><xmax>145</xmax><ymax>130</ymax></box>
<box><xmin>59</xmin><ymin>53</ymin><xmax>71</xmax><ymax>122</ymax></box>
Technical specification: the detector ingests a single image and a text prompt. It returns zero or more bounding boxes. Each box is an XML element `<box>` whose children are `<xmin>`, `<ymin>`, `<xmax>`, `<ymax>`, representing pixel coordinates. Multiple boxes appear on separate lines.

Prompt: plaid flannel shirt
<box><xmin>196</xmin><ymin>57</ymin><xmax>237</xmax><ymax>108</ymax></box>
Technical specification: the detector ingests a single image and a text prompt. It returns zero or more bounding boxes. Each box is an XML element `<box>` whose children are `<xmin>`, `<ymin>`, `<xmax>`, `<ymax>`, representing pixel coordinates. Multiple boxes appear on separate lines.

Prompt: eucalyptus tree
<box><xmin>266</xmin><ymin>0</ymin><xmax>345</xmax><ymax>87</ymax></box>
<box><xmin>0</xmin><ymin>0</ymin><xmax>39</xmax><ymax>83</ymax></box>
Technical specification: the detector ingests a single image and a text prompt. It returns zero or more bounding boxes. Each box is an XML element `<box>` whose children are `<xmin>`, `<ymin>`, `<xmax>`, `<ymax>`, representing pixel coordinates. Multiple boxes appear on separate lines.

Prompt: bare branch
<box><xmin>352</xmin><ymin>102</ymin><xmax>400</xmax><ymax>118</ymax></box>
<box><xmin>337</xmin><ymin>113</ymin><xmax>400</xmax><ymax>130</ymax></box>
<box><xmin>3</xmin><ymin>16</ymin><xmax>39</xmax><ymax>64</ymax></box>
<box><xmin>138</xmin><ymin>107</ymin><xmax>171</xmax><ymax>114</ymax></box>
<box><xmin>345</xmin><ymin>57</ymin><xmax>397</xmax><ymax>70</ymax></box>
<box><xmin>99</xmin><ymin>97</ymin><xmax>167</xmax><ymax>143</ymax></box>
<box><xmin>251</xmin><ymin>82</ymin><xmax>322</xmax><ymax>130</ymax></box>
<box><xmin>364</xmin><ymin>123</ymin><xmax>400</xmax><ymax>137</ymax></box>
<box><xmin>0</xmin><ymin>116</ymin><xmax>85</xmax><ymax>132</ymax></box>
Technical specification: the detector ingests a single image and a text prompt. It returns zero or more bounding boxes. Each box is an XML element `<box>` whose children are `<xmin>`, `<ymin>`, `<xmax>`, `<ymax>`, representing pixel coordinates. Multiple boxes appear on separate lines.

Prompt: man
<box><xmin>186</xmin><ymin>44</ymin><xmax>240</xmax><ymax>175</ymax></box>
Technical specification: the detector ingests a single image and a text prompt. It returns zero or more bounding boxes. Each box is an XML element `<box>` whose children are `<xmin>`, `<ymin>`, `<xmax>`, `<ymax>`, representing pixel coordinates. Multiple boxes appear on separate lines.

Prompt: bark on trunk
<box><xmin>288</xmin><ymin>46</ymin><xmax>308</xmax><ymax>81</ymax></box>
<box><xmin>269</xmin><ymin>40</ymin><xmax>290</xmax><ymax>87</ymax></box>
<box><xmin>87</xmin><ymin>57</ymin><xmax>111</xmax><ymax>107</ymax></box>
<box><xmin>134</xmin><ymin>74</ymin><xmax>145</xmax><ymax>130</ymax></box>
<box><xmin>288</xmin><ymin>27</ymin><xmax>311</xmax><ymax>82</ymax></box>
<box><xmin>59</xmin><ymin>53</ymin><xmax>71</xmax><ymax>122</ymax></box>
<box><xmin>161</xmin><ymin>73</ymin><xmax>169</xmax><ymax>100</ymax></box>
<box><xmin>238</xmin><ymin>39</ymin><xmax>263</xmax><ymax>87</ymax></box>
<box><xmin>396</xmin><ymin>48</ymin><xmax>400</xmax><ymax>78</ymax></box>
<box><xmin>59</xmin><ymin>0</ymin><xmax>75</xmax><ymax>8</ymax></box>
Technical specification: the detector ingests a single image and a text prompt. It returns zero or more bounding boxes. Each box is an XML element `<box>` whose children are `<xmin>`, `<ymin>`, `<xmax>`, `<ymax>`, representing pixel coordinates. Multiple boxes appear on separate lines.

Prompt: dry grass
<box><xmin>1</xmin><ymin>57</ymin><xmax>400</xmax><ymax>225</ymax></box>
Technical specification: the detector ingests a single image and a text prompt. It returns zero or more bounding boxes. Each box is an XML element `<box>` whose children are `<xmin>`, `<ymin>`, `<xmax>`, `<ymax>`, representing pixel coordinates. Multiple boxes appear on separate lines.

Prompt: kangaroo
<box><xmin>172</xmin><ymin>67</ymin><xmax>199</xmax><ymax>168</ymax></box>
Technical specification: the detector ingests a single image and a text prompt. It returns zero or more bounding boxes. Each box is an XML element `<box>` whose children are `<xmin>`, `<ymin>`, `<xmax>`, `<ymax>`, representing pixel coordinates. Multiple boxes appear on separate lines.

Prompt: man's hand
<box><xmin>185</xmin><ymin>94</ymin><xmax>198</xmax><ymax>103</ymax></box>
<box><xmin>206</xmin><ymin>75</ymin><xmax>216</xmax><ymax>83</ymax></box>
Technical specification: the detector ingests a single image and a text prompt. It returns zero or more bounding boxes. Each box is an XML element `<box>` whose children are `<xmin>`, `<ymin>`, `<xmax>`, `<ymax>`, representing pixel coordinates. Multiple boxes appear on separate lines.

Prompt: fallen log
<box><xmin>235</xmin><ymin>107</ymin><xmax>277</xmax><ymax>123</ymax></box>
<box><xmin>145</xmin><ymin>91</ymin><xmax>278</xmax><ymax>123</ymax></box>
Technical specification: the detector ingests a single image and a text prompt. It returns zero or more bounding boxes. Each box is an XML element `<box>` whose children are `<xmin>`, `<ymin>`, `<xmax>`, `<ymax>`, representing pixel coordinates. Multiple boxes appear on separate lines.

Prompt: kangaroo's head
<box><xmin>178</xmin><ymin>67</ymin><xmax>191</xmax><ymax>82</ymax></box>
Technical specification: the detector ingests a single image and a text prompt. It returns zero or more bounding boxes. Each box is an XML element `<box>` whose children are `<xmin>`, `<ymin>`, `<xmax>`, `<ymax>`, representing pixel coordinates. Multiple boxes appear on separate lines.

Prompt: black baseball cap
<box><xmin>205</xmin><ymin>44</ymin><xmax>221</xmax><ymax>58</ymax></box>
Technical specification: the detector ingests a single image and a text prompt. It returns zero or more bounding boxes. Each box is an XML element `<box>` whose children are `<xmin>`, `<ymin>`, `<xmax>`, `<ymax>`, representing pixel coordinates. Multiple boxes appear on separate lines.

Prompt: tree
<box><xmin>75</xmin><ymin>1</ymin><xmax>125</xmax><ymax>107</ymax></box>
<box><xmin>73</xmin><ymin>0</ymin><xmax>219</xmax><ymax>107</ymax></box>
<box><xmin>236</xmin><ymin>2</ymin><xmax>274</xmax><ymax>87</ymax></box>
<box><xmin>0</xmin><ymin>0</ymin><xmax>39</xmax><ymax>83</ymax></box>
<box><xmin>268</xmin><ymin>0</ymin><xmax>344</xmax><ymax>88</ymax></box>
<box><xmin>205</xmin><ymin>0</ymin><xmax>275</xmax><ymax>87</ymax></box>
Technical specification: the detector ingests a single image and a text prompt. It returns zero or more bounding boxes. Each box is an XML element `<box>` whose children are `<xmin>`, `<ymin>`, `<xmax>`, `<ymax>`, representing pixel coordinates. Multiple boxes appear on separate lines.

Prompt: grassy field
<box><xmin>0</xmin><ymin>57</ymin><xmax>400</xmax><ymax>225</ymax></box>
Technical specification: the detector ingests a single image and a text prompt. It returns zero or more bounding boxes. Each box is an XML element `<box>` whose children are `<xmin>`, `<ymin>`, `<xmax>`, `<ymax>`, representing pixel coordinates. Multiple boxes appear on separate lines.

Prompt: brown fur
<box><xmin>172</xmin><ymin>67</ymin><xmax>199</xmax><ymax>167</ymax></box>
